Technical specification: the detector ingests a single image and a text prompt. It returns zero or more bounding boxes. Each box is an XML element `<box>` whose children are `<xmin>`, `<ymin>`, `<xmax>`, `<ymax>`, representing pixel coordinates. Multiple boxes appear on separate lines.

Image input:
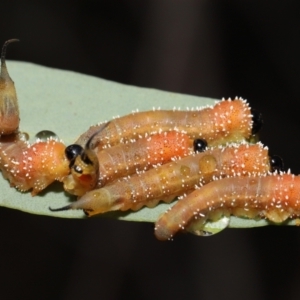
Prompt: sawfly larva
<box><xmin>0</xmin><ymin>134</ymin><xmax>69</xmax><ymax>195</ymax></box>
<box><xmin>50</xmin><ymin>142</ymin><xmax>276</xmax><ymax>216</ymax></box>
<box><xmin>63</xmin><ymin>130</ymin><xmax>207</xmax><ymax>196</ymax></box>
<box><xmin>155</xmin><ymin>172</ymin><xmax>299</xmax><ymax>241</ymax></box>
<box><xmin>75</xmin><ymin>98</ymin><xmax>262</xmax><ymax>150</ymax></box>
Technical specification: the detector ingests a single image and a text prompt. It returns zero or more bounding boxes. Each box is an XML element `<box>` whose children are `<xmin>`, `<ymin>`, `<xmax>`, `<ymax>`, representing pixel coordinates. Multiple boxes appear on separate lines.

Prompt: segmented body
<box><xmin>0</xmin><ymin>134</ymin><xmax>69</xmax><ymax>195</ymax></box>
<box><xmin>64</xmin><ymin>131</ymin><xmax>194</xmax><ymax>196</ymax></box>
<box><xmin>97</xmin><ymin>131</ymin><xmax>193</xmax><ymax>184</ymax></box>
<box><xmin>51</xmin><ymin>143</ymin><xmax>271</xmax><ymax>216</ymax></box>
<box><xmin>75</xmin><ymin>98</ymin><xmax>254</xmax><ymax>149</ymax></box>
<box><xmin>155</xmin><ymin>173</ymin><xmax>300</xmax><ymax>240</ymax></box>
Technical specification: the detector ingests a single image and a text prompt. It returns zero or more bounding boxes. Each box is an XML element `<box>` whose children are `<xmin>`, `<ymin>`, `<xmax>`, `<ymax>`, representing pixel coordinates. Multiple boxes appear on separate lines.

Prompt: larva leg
<box><xmin>0</xmin><ymin>135</ymin><xmax>69</xmax><ymax>195</ymax></box>
<box><xmin>154</xmin><ymin>173</ymin><xmax>300</xmax><ymax>241</ymax></box>
<box><xmin>0</xmin><ymin>39</ymin><xmax>20</xmax><ymax>135</ymax></box>
<box><xmin>50</xmin><ymin>142</ymin><xmax>272</xmax><ymax>216</ymax></box>
<box><xmin>63</xmin><ymin>131</ymin><xmax>196</xmax><ymax>196</ymax></box>
<box><xmin>75</xmin><ymin>98</ymin><xmax>262</xmax><ymax>149</ymax></box>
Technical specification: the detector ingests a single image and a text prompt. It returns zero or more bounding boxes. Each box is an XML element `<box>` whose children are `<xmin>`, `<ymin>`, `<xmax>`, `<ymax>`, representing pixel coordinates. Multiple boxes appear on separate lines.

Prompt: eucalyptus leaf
<box><xmin>0</xmin><ymin>61</ymin><xmax>295</xmax><ymax>232</ymax></box>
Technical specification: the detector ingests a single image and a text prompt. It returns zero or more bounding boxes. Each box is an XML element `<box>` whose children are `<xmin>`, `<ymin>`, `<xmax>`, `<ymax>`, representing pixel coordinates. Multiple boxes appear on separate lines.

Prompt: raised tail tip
<box><xmin>49</xmin><ymin>204</ymin><xmax>72</xmax><ymax>212</ymax></box>
<box><xmin>1</xmin><ymin>39</ymin><xmax>20</xmax><ymax>63</ymax></box>
<box><xmin>154</xmin><ymin>224</ymin><xmax>174</xmax><ymax>241</ymax></box>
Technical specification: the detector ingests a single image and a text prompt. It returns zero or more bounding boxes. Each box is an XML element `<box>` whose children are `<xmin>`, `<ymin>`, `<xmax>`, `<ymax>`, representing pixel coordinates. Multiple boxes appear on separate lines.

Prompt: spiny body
<box><xmin>64</xmin><ymin>131</ymin><xmax>195</xmax><ymax>196</ymax></box>
<box><xmin>0</xmin><ymin>39</ymin><xmax>70</xmax><ymax>194</ymax></box>
<box><xmin>0</xmin><ymin>135</ymin><xmax>69</xmax><ymax>195</ymax></box>
<box><xmin>155</xmin><ymin>173</ymin><xmax>300</xmax><ymax>240</ymax></box>
<box><xmin>75</xmin><ymin>98</ymin><xmax>258</xmax><ymax>150</ymax></box>
<box><xmin>50</xmin><ymin>142</ymin><xmax>271</xmax><ymax>216</ymax></box>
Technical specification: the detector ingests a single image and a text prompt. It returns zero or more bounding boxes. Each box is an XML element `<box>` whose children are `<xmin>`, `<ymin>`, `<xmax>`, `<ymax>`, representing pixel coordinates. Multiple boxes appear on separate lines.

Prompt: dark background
<box><xmin>1</xmin><ymin>1</ymin><xmax>300</xmax><ymax>299</ymax></box>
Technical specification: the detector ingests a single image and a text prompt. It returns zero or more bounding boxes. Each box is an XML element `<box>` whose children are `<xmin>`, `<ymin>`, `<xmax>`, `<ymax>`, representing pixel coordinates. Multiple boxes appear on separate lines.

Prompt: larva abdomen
<box><xmin>0</xmin><ymin>136</ymin><xmax>69</xmax><ymax>195</ymax></box>
<box><xmin>97</xmin><ymin>131</ymin><xmax>192</xmax><ymax>186</ymax></box>
<box><xmin>75</xmin><ymin>98</ymin><xmax>254</xmax><ymax>149</ymax></box>
<box><xmin>51</xmin><ymin>143</ymin><xmax>271</xmax><ymax>216</ymax></box>
<box><xmin>63</xmin><ymin>131</ymin><xmax>193</xmax><ymax>196</ymax></box>
<box><xmin>155</xmin><ymin>174</ymin><xmax>300</xmax><ymax>241</ymax></box>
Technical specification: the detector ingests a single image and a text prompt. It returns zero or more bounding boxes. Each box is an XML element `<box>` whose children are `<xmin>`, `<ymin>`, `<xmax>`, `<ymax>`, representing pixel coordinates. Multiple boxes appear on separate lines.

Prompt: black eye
<box><xmin>193</xmin><ymin>139</ymin><xmax>208</xmax><ymax>153</ymax></box>
<box><xmin>65</xmin><ymin>144</ymin><xmax>83</xmax><ymax>161</ymax></box>
<box><xmin>269</xmin><ymin>155</ymin><xmax>284</xmax><ymax>172</ymax></box>
<box><xmin>251</xmin><ymin>108</ymin><xmax>263</xmax><ymax>135</ymax></box>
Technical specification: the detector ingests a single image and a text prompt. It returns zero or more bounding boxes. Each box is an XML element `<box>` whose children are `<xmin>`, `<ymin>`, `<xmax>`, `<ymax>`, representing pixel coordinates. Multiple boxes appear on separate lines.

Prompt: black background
<box><xmin>1</xmin><ymin>1</ymin><xmax>300</xmax><ymax>299</ymax></box>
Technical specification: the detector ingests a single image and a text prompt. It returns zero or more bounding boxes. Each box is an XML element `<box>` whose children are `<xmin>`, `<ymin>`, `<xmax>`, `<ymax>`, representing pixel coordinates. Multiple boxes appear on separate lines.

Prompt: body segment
<box><xmin>75</xmin><ymin>98</ymin><xmax>255</xmax><ymax>149</ymax></box>
<box><xmin>155</xmin><ymin>173</ymin><xmax>300</xmax><ymax>240</ymax></box>
<box><xmin>0</xmin><ymin>135</ymin><xmax>69</xmax><ymax>195</ymax></box>
<box><xmin>50</xmin><ymin>143</ymin><xmax>271</xmax><ymax>216</ymax></box>
<box><xmin>64</xmin><ymin>131</ymin><xmax>194</xmax><ymax>195</ymax></box>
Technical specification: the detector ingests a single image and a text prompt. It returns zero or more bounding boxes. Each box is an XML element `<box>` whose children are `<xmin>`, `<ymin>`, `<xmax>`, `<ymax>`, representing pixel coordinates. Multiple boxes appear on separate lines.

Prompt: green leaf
<box><xmin>0</xmin><ymin>61</ymin><xmax>295</xmax><ymax>233</ymax></box>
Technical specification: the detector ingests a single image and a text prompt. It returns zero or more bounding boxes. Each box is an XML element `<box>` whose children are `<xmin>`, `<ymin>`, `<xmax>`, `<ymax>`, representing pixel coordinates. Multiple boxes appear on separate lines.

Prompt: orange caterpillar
<box><xmin>0</xmin><ymin>134</ymin><xmax>69</xmax><ymax>195</ymax></box>
<box><xmin>0</xmin><ymin>39</ymin><xmax>69</xmax><ymax>194</ymax></box>
<box><xmin>155</xmin><ymin>173</ymin><xmax>300</xmax><ymax>241</ymax></box>
<box><xmin>0</xmin><ymin>39</ymin><xmax>20</xmax><ymax>135</ymax></box>
<box><xmin>75</xmin><ymin>98</ymin><xmax>262</xmax><ymax>150</ymax></box>
<box><xmin>63</xmin><ymin>130</ymin><xmax>200</xmax><ymax>196</ymax></box>
<box><xmin>50</xmin><ymin>142</ymin><xmax>274</xmax><ymax>216</ymax></box>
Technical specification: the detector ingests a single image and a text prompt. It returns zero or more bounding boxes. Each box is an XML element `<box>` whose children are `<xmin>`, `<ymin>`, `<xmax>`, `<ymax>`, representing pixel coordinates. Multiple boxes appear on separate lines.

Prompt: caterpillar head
<box><xmin>63</xmin><ymin>122</ymin><xmax>109</xmax><ymax>196</ymax></box>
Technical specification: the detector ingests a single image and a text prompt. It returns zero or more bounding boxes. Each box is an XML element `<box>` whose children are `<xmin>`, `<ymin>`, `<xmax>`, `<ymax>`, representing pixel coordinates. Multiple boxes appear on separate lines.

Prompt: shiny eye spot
<box><xmin>270</xmin><ymin>155</ymin><xmax>284</xmax><ymax>172</ymax></box>
<box><xmin>193</xmin><ymin>139</ymin><xmax>208</xmax><ymax>153</ymax></box>
<box><xmin>65</xmin><ymin>144</ymin><xmax>83</xmax><ymax>161</ymax></box>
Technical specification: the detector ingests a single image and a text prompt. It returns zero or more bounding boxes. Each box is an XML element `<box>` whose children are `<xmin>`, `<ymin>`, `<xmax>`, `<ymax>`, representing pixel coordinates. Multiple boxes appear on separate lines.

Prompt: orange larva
<box><xmin>63</xmin><ymin>130</ymin><xmax>196</xmax><ymax>196</ymax></box>
<box><xmin>0</xmin><ymin>134</ymin><xmax>69</xmax><ymax>195</ymax></box>
<box><xmin>75</xmin><ymin>98</ymin><xmax>262</xmax><ymax>150</ymax></box>
<box><xmin>0</xmin><ymin>39</ymin><xmax>70</xmax><ymax>195</ymax></box>
<box><xmin>0</xmin><ymin>39</ymin><xmax>20</xmax><ymax>135</ymax></box>
<box><xmin>155</xmin><ymin>172</ymin><xmax>300</xmax><ymax>241</ymax></box>
<box><xmin>50</xmin><ymin>142</ymin><xmax>272</xmax><ymax>216</ymax></box>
